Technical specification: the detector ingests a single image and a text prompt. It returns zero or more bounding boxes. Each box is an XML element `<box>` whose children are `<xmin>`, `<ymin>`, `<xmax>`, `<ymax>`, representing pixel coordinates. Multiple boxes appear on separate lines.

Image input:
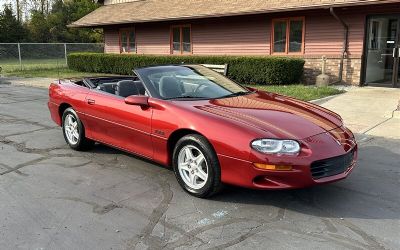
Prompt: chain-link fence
<box><xmin>0</xmin><ymin>43</ymin><xmax>104</xmax><ymax>73</ymax></box>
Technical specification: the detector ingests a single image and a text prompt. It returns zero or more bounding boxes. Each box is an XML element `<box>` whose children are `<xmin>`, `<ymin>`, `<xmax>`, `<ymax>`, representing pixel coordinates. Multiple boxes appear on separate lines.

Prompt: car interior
<box><xmin>83</xmin><ymin>77</ymin><xmax>148</xmax><ymax>98</ymax></box>
<box><xmin>80</xmin><ymin>75</ymin><xmax>205</xmax><ymax>100</ymax></box>
<box><xmin>75</xmin><ymin>67</ymin><xmax>237</xmax><ymax>100</ymax></box>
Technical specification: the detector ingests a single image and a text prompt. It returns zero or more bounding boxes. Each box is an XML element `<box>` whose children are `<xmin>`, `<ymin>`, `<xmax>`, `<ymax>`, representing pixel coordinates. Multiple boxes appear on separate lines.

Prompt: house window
<box><xmin>272</xmin><ymin>17</ymin><xmax>305</xmax><ymax>54</ymax></box>
<box><xmin>120</xmin><ymin>28</ymin><xmax>135</xmax><ymax>53</ymax></box>
<box><xmin>171</xmin><ymin>25</ymin><xmax>191</xmax><ymax>54</ymax></box>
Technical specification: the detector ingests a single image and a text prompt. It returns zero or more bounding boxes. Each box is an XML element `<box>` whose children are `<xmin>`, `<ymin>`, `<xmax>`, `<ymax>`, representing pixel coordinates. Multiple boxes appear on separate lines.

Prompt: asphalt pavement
<box><xmin>0</xmin><ymin>82</ymin><xmax>399</xmax><ymax>250</ymax></box>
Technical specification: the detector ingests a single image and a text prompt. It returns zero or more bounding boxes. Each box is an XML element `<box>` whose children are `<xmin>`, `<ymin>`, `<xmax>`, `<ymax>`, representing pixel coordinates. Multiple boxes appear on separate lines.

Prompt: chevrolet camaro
<box><xmin>48</xmin><ymin>65</ymin><xmax>357</xmax><ymax>198</ymax></box>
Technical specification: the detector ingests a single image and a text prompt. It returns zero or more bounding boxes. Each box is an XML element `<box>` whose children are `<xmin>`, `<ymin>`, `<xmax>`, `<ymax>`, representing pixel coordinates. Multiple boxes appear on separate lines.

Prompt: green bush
<box><xmin>68</xmin><ymin>53</ymin><xmax>304</xmax><ymax>85</ymax></box>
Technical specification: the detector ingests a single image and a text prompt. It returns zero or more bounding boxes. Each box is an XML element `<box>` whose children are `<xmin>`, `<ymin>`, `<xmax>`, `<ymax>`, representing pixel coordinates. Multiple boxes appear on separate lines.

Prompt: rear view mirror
<box><xmin>124</xmin><ymin>95</ymin><xmax>149</xmax><ymax>107</ymax></box>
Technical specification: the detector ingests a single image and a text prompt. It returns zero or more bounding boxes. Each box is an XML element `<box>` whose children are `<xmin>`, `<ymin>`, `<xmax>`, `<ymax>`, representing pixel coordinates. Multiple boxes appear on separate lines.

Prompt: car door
<box><xmin>83</xmin><ymin>88</ymin><xmax>153</xmax><ymax>159</ymax></box>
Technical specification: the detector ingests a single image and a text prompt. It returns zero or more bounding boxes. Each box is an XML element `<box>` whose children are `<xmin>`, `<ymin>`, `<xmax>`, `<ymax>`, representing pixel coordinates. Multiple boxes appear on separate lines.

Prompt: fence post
<box><xmin>64</xmin><ymin>43</ymin><xmax>68</xmax><ymax>66</ymax></box>
<box><xmin>17</xmin><ymin>43</ymin><xmax>22</xmax><ymax>70</ymax></box>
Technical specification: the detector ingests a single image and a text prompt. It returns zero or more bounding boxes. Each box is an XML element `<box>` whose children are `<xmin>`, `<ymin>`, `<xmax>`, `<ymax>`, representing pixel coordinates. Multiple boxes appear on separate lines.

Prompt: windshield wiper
<box><xmin>218</xmin><ymin>91</ymin><xmax>251</xmax><ymax>99</ymax></box>
<box><xmin>165</xmin><ymin>95</ymin><xmax>207</xmax><ymax>100</ymax></box>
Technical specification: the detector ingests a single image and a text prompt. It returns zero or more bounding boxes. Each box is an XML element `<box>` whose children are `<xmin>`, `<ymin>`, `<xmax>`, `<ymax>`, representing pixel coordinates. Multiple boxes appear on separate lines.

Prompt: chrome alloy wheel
<box><xmin>177</xmin><ymin>145</ymin><xmax>209</xmax><ymax>190</ymax></box>
<box><xmin>64</xmin><ymin>114</ymin><xmax>79</xmax><ymax>145</ymax></box>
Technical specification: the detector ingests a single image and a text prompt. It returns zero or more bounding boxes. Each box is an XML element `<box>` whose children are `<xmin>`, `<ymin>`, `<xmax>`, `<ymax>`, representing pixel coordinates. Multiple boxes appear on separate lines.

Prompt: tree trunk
<box><xmin>15</xmin><ymin>0</ymin><xmax>21</xmax><ymax>22</ymax></box>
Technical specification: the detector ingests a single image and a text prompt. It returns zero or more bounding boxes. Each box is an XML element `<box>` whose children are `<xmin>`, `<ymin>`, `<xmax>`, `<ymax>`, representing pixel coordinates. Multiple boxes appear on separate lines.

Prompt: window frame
<box><xmin>119</xmin><ymin>27</ymin><xmax>136</xmax><ymax>54</ymax></box>
<box><xmin>170</xmin><ymin>24</ymin><xmax>192</xmax><ymax>55</ymax></box>
<box><xmin>271</xmin><ymin>17</ymin><xmax>305</xmax><ymax>55</ymax></box>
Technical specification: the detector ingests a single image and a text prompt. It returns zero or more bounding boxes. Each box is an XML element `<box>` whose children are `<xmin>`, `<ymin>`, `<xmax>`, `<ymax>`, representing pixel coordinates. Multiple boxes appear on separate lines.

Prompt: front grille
<box><xmin>310</xmin><ymin>149</ymin><xmax>355</xmax><ymax>179</ymax></box>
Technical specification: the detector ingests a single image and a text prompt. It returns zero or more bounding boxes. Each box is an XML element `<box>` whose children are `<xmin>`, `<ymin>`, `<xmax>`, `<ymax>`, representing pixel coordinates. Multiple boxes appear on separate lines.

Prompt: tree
<box><xmin>26</xmin><ymin>0</ymin><xmax>52</xmax><ymax>15</ymax></box>
<box><xmin>26</xmin><ymin>0</ymin><xmax>102</xmax><ymax>43</ymax></box>
<box><xmin>50</xmin><ymin>0</ymin><xmax>102</xmax><ymax>43</ymax></box>
<box><xmin>28</xmin><ymin>10</ymin><xmax>51</xmax><ymax>42</ymax></box>
<box><xmin>0</xmin><ymin>5</ymin><xmax>28</xmax><ymax>42</ymax></box>
<box><xmin>0</xmin><ymin>0</ymin><xmax>102</xmax><ymax>43</ymax></box>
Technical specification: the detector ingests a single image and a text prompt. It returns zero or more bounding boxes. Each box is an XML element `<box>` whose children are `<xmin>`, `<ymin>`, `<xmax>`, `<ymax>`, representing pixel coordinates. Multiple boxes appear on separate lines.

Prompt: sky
<box><xmin>1</xmin><ymin>0</ymin><xmax>31</xmax><ymax>21</ymax></box>
<box><xmin>0</xmin><ymin>0</ymin><xmax>12</xmax><ymax>7</ymax></box>
<box><xmin>1</xmin><ymin>0</ymin><xmax>15</xmax><ymax>11</ymax></box>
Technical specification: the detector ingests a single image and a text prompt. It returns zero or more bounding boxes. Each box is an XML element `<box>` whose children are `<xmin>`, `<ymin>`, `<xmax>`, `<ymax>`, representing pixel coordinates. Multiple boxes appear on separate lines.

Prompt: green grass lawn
<box><xmin>0</xmin><ymin>58</ymin><xmax>67</xmax><ymax>72</ymax></box>
<box><xmin>247</xmin><ymin>84</ymin><xmax>345</xmax><ymax>101</ymax></box>
<box><xmin>0</xmin><ymin>58</ymin><xmax>100</xmax><ymax>78</ymax></box>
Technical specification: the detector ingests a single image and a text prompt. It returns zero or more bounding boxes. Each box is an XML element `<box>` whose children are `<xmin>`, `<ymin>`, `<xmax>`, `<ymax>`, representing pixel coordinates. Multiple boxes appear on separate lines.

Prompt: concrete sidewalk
<box><xmin>316</xmin><ymin>86</ymin><xmax>400</xmax><ymax>140</ymax></box>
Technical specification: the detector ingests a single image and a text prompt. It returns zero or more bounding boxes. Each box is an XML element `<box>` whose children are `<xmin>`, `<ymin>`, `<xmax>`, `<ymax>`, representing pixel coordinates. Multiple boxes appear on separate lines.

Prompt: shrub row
<box><xmin>68</xmin><ymin>53</ymin><xmax>305</xmax><ymax>85</ymax></box>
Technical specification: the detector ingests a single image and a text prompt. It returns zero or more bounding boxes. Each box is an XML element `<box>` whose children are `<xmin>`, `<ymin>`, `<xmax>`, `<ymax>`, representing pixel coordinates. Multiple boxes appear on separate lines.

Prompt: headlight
<box><xmin>251</xmin><ymin>139</ymin><xmax>300</xmax><ymax>155</ymax></box>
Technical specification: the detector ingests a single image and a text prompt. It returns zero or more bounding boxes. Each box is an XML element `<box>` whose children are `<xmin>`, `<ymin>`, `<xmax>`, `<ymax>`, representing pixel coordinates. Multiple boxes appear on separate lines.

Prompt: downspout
<box><xmin>329</xmin><ymin>7</ymin><xmax>349</xmax><ymax>84</ymax></box>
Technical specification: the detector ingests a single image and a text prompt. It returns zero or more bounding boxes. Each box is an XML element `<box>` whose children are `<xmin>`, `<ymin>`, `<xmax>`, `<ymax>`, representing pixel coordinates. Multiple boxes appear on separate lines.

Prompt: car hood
<box><xmin>186</xmin><ymin>91</ymin><xmax>343</xmax><ymax>139</ymax></box>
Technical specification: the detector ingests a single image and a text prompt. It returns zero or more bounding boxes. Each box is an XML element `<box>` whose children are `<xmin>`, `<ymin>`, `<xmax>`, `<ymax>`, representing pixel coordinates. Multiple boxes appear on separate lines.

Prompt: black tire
<box><xmin>62</xmin><ymin>107</ymin><xmax>94</xmax><ymax>151</ymax></box>
<box><xmin>173</xmin><ymin>134</ymin><xmax>222</xmax><ymax>198</ymax></box>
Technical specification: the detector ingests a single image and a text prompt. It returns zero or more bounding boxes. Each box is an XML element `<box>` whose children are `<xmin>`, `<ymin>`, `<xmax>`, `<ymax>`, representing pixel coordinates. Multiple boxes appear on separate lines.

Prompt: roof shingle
<box><xmin>69</xmin><ymin>0</ymin><xmax>398</xmax><ymax>28</ymax></box>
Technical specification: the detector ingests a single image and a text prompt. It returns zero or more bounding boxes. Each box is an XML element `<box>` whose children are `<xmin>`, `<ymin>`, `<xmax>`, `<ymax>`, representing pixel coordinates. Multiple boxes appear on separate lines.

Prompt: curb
<box><xmin>309</xmin><ymin>93</ymin><xmax>344</xmax><ymax>104</ymax></box>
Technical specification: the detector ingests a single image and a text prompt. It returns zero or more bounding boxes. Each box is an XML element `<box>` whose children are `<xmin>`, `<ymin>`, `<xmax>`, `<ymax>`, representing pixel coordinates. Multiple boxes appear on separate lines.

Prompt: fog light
<box><xmin>254</xmin><ymin>163</ymin><xmax>292</xmax><ymax>171</ymax></box>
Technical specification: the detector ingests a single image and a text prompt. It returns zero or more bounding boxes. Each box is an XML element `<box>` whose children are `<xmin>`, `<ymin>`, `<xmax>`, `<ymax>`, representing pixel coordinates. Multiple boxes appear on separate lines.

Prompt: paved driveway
<box><xmin>0</xmin><ymin>83</ymin><xmax>399</xmax><ymax>249</ymax></box>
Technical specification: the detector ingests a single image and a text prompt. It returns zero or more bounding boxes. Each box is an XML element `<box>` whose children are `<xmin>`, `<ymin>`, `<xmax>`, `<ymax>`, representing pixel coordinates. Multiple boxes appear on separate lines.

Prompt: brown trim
<box><xmin>170</xmin><ymin>24</ymin><xmax>192</xmax><ymax>55</ymax></box>
<box><xmin>271</xmin><ymin>16</ymin><xmax>305</xmax><ymax>55</ymax></box>
<box><xmin>119</xmin><ymin>27</ymin><xmax>136</xmax><ymax>54</ymax></box>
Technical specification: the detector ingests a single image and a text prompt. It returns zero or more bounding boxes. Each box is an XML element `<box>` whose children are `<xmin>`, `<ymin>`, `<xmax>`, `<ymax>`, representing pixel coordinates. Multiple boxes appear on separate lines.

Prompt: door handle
<box><xmin>87</xmin><ymin>99</ymin><xmax>95</xmax><ymax>105</ymax></box>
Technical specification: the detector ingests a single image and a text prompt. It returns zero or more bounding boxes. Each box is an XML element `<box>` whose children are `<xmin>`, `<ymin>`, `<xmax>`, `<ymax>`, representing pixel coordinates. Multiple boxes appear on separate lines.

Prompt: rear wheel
<box><xmin>173</xmin><ymin>134</ymin><xmax>222</xmax><ymax>198</ymax></box>
<box><xmin>62</xmin><ymin>108</ymin><xmax>94</xmax><ymax>151</ymax></box>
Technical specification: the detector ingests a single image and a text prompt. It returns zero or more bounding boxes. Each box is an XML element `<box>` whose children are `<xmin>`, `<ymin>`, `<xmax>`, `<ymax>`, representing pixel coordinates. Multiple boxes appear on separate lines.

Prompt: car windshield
<box><xmin>135</xmin><ymin>65</ymin><xmax>251</xmax><ymax>100</ymax></box>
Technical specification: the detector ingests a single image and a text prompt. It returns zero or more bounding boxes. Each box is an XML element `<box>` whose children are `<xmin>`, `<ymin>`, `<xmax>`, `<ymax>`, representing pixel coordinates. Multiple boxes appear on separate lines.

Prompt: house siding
<box><xmin>104</xmin><ymin>28</ymin><xmax>120</xmax><ymax>53</ymax></box>
<box><xmin>136</xmin><ymin>24</ymin><xmax>171</xmax><ymax>55</ymax></box>
<box><xmin>192</xmin><ymin>17</ymin><xmax>270</xmax><ymax>55</ymax></box>
<box><xmin>304</xmin><ymin>13</ymin><xmax>365</xmax><ymax>56</ymax></box>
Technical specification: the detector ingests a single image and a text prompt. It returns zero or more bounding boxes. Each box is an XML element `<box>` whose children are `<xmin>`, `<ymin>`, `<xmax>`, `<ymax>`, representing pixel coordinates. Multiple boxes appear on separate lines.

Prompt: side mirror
<box><xmin>124</xmin><ymin>95</ymin><xmax>149</xmax><ymax>107</ymax></box>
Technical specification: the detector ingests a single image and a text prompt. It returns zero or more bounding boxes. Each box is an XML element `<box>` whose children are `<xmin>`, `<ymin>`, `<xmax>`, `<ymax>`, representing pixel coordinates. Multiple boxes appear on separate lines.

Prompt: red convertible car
<box><xmin>48</xmin><ymin>65</ymin><xmax>357</xmax><ymax>198</ymax></box>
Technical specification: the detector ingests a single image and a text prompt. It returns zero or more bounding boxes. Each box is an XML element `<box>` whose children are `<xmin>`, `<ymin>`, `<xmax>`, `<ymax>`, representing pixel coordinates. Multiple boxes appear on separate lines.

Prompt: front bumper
<box><xmin>218</xmin><ymin>126</ymin><xmax>357</xmax><ymax>189</ymax></box>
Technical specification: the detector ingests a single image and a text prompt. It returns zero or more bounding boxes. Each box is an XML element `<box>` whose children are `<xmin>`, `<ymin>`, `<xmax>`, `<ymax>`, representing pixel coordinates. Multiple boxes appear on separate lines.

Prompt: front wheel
<box><xmin>173</xmin><ymin>134</ymin><xmax>222</xmax><ymax>198</ymax></box>
<box><xmin>62</xmin><ymin>107</ymin><xmax>94</xmax><ymax>151</ymax></box>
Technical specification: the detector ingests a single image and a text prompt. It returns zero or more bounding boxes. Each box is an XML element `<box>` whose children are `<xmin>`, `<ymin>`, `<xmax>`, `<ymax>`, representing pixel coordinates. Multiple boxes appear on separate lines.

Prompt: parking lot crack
<box><xmin>212</xmin><ymin>223</ymin><xmax>264</xmax><ymax>249</ymax></box>
<box><xmin>165</xmin><ymin>218</ymin><xmax>249</xmax><ymax>249</ymax></box>
<box><xmin>127</xmin><ymin>176</ymin><xmax>173</xmax><ymax>249</ymax></box>
<box><xmin>362</xmin><ymin>108</ymin><xmax>398</xmax><ymax>135</ymax></box>
<box><xmin>0</xmin><ymin>113</ymin><xmax>55</xmax><ymax>130</ymax></box>
<box><xmin>0</xmin><ymin>162</ymin><xmax>28</xmax><ymax>176</ymax></box>
<box><xmin>55</xmin><ymin>197</ymin><xmax>123</xmax><ymax>215</ymax></box>
<box><xmin>293</xmin><ymin>189</ymin><xmax>389</xmax><ymax>250</ymax></box>
<box><xmin>0</xmin><ymin>136</ymin><xmax>66</xmax><ymax>155</ymax></box>
<box><xmin>2</xmin><ymin>127</ymin><xmax>50</xmax><ymax>137</ymax></box>
<box><xmin>0</xmin><ymin>156</ymin><xmax>47</xmax><ymax>176</ymax></box>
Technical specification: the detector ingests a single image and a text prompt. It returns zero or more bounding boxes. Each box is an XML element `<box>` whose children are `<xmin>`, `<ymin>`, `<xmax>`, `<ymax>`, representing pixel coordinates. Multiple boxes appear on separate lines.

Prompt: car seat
<box><xmin>159</xmin><ymin>76</ymin><xmax>183</xmax><ymax>98</ymax></box>
<box><xmin>115</xmin><ymin>80</ymin><xmax>140</xmax><ymax>97</ymax></box>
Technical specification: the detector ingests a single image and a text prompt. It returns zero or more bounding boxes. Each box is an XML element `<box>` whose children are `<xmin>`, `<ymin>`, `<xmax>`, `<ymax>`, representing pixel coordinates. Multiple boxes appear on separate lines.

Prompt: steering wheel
<box><xmin>193</xmin><ymin>83</ymin><xmax>207</xmax><ymax>93</ymax></box>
